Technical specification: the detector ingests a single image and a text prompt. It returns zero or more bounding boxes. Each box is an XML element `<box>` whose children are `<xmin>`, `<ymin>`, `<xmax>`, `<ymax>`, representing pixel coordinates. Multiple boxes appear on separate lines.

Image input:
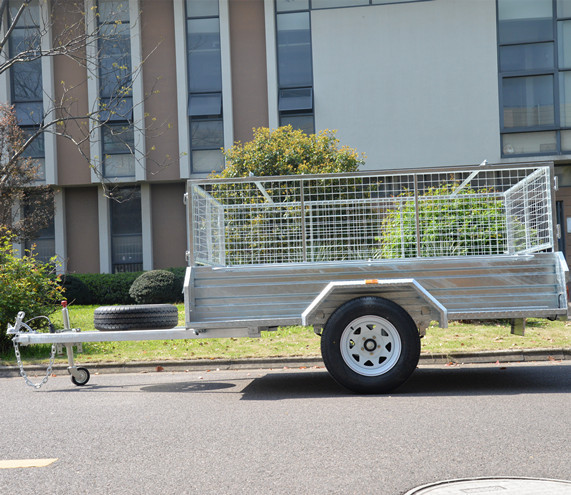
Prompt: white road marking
<box><xmin>0</xmin><ymin>458</ymin><xmax>58</xmax><ymax>469</ymax></box>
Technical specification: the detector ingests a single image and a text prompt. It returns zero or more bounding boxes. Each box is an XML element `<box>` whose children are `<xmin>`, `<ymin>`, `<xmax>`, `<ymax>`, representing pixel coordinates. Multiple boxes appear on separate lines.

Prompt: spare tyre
<box><xmin>94</xmin><ymin>304</ymin><xmax>179</xmax><ymax>331</ymax></box>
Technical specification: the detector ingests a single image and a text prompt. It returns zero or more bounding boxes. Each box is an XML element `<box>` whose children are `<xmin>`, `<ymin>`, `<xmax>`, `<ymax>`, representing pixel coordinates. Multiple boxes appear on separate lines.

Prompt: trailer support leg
<box><xmin>510</xmin><ymin>318</ymin><xmax>526</xmax><ymax>336</ymax></box>
<box><xmin>66</xmin><ymin>343</ymin><xmax>79</xmax><ymax>377</ymax></box>
<box><xmin>65</xmin><ymin>344</ymin><xmax>90</xmax><ymax>386</ymax></box>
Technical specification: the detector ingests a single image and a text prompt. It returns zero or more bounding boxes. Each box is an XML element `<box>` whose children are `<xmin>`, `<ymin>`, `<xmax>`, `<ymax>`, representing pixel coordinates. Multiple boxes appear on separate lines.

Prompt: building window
<box><xmin>8</xmin><ymin>0</ymin><xmax>45</xmax><ymax>180</ymax></box>
<box><xmin>97</xmin><ymin>0</ymin><xmax>135</xmax><ymax>177</ymax></box>
<box><xmin>275</xmin><ymin>4</ymin><xmax>314</xmax><ymax>134</ymax></box>
<box><xmin>498</xmin><ymin>0</ymin><xmax>571</xmax><ymax>156</ymax></box>
<box><xmin>110</xmin><ymin>187</ymin><xmax>142</xmax><ymax>273</ymax></box>
<box><xmin>186</xmin><ymin>0</ymin><xmax>225</xmax><ymax>174</ymax></box>
<box><xmin>276</xmin><ymin>0</ymin><xmax>426</xmax><ymax>10</ymax></box>
<box><xmin>23</xmin><ymin>193</ymin><xmax>55</xmax><ymax>264</ymax></box>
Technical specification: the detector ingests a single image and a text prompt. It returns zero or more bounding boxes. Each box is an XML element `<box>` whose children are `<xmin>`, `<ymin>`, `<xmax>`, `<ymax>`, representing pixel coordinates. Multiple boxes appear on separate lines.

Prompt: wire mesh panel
<box><xmin>504</xmin><ymin>167</ymin><xmax>553</xmax><ymax>254</ymax></box>
<box><xmin>189</xmin><ymin>165</ymin><xmax>555</xmax><ymax>266</ymax></box>
<box><xmin>191</xmin><ymin>186</ymin><xmax>226</xmax><ymax>266</ymax></box>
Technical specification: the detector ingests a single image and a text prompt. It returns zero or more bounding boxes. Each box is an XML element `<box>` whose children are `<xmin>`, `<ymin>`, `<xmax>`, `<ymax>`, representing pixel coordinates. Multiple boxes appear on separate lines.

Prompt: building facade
<box><xmin>4</xmin><ymin>0</ymin><xmax>571</xmax><ymax>273</ymax></box>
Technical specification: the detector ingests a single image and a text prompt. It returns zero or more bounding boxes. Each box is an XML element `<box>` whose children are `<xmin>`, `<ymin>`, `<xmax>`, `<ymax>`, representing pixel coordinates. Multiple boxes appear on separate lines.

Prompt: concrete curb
<box><xmin>1</xmin><ymin>348</ymin><xmax>569</xmax><ymax>378</ymax></box>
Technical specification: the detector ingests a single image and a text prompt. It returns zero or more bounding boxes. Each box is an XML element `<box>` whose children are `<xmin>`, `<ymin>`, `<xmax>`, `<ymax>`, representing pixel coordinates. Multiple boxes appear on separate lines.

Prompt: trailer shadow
<box><xmin>42</xmin><ymin>362</ymin><xmax>569</xmax><ymax>398</ymax></box>
<box><xmin>237</xmin><ymin>363</ymin><xmax>570</xmax><ymax>400</ymax></box>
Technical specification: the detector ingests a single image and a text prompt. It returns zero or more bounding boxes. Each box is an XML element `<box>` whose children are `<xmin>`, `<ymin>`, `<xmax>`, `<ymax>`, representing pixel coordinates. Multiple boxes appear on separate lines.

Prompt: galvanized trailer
<box><xmin>8</xmin><ymin>162</ymin><xmax>569</xmax><ymax>392</ymax></box>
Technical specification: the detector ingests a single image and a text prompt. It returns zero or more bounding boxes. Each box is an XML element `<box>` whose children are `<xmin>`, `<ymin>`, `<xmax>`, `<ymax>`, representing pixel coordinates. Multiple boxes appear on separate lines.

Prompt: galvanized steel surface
<box><xmin>186</xmin><ymin>252</ymin><xmax>567</xmax><ymax>329</ymax></box>
<box><xmin>188</xmin><ymin>164</ymin><xmax>555</xmax><ymax>267</ymax></box>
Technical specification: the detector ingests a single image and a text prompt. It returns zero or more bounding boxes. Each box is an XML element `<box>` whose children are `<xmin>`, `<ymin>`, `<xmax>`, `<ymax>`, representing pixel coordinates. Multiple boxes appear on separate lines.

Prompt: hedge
<box><xmin>62</xmin><ymin>268</ymin><xmax>185</xmax><ymax>305</ymax></box>
<box><xmin>129</xmin><ymin>270</ymin><xmax>181</xmax><ymax>304</ymax></box>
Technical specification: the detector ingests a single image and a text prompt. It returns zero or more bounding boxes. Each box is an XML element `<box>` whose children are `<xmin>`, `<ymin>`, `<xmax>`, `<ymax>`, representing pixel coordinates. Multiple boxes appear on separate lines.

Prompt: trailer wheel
<box><xmin>71</xmin><ymin>367</ymin><xmax>90</xmax><ymax>386</ymax></box>
<box><xmin>94</xmin><ymin>304</ymin><xmax>178</xmax><ymax>331</ymax></box>
<box><xmin>321</xmin><ymin>297</ymin><xmax>420</xmax><ymax>394</ymax></box>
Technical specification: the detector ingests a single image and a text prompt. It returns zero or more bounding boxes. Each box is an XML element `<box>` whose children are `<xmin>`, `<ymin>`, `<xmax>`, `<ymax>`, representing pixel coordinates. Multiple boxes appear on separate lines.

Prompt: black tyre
<box><xmin>321</xmin><ymin>296</ymin><xmax>420</xmax><ymax>394</ymax></box>
<box><xmin>71</xmin><ymin>367</ymin><xmax>90</xmax><ymax>386</ymax></box>
<box><xmin>94</xmin><ymin>304</ymin><xmax>179</xmax><ymax>331</ymax></box>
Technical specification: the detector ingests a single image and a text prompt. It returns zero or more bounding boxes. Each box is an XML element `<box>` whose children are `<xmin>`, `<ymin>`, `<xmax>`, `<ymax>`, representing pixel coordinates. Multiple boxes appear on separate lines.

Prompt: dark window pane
<box><xmin>558</xmin><ymin>0</ymin><xmax>571</xmax><ymax>17</ymax></box>
<box><xmin>98</xmin><ymin>0</ymin><xmax>130</xmax><ymax>23</ymax></box>
<box><xmin>112</xmin><ymin>234</ymin><xmax>142</xmax><ymax>267</ymax></box>
<box><xmin>500</xmin><ymin>43</ymin><xmax>554</xmax><ymax>72</ymax></box>
<box><xmin>502</xmin><ymin>131</ymin><xmax>557</xmax><ymax>155</ymax></box>
<box><xmin>280</xmin><ymin>114</ymin><xmax>314</xmax><ymax>134</ymax></box>
<box><xmin>11</xmin><ymin>58</ymin><xmax>42</xmax><ymax>101</ymax></box>
<box><xmin>188</xmin><ymin>93</ymin><xmax>222</xmax><ymax>117</ymax></box>
<box><xmin>187</xmin><ymin>18</ymin><xmax>222</xmax><ymax>92</ymax></box>
<box><xmin>277</xmin><ymin>12</ymin><xmax>312</xmax><ymax>88</ymax></box>
<box><xmin>279</xmin><ymin>87</ymin><xmax>313</xmax><ymax>112</ymax></box>
<box><xmin>99</xmin><ymin>24</ymin><xmax>132</xmax><ymax>98</ymax></box>
<box><xmin>372</xmin><ymin>0</ymin><xmax>415</xmax><ymax>3</ymax></box>
<box><xmin>502</xmin><ymin>75</ymin><xmax>554</xmax><ymax>128</ymax></box>
<box><xmin>99</xmin><ymin>97</ymin><xmax>133</xmax><ymax>121</ymax></box>
<box><xmin>21</xmin><ymin>128</ymin><xmax>44</xmax><ymax>158</ymax></box>
<box><xmin>110</xmin><ymin>187</ymin><xmax>141</xmax><ymax>235</ymax></box>
<box><xmin>559</xmin><ymin>71</ymin><xmax>571</xmax><ymax>126</ymax></box>
<box><xmin>313</xmin><ymin>0</ymin><xmax>366</xmax><ymax>7</ymax></box>
<box><xmin>498</xmin><ymin>0</ymin><xmax>553</xmax><ymax>44</ymax></box>
<box><xmin>186</xmin><ymin>0</ymin><xmax>219</xmax><ymax>17</ymax></box>
<box><xmin>499</xmin><ymin>18</ymin><xmax>553</xmax><ymax>44</ymax></box>
<box><xmin>192</xmin><ymin>149</ymin><xmax>224</xmax><ymax>173</ymax></box>
<box><xmin>9</xmin><ymin>1</ymin><xmax>40</xmax><ymax>27</ymax></box>
<box><xmin>9</xmin><ymin>26</ymin><xmax>41</xmax><ymax>55</ymax></box>
<box><xmin>15</xmin><ymin>101</ymin><xmax>43</xmax><ymax>125</ymax></box>
<box><xmin>558</xmin><ymin>21</ymin><xmax>571</xmax><ymax>69</ymax></box>
<box><xmin>191</xmin><ymin>120</ymin><xmax>224</xmax><ymax>149</ymax></box>
<box><xmin>9</xmin><ymin>28</ymin><xmax>42</xmax><ymax>102</ymax></box>
<box><xmin>276</xmin><ymin>0</ymin><xmax>309</xmax><ymax>12</ymax></box>
<box><xmin>103</xmin><ymin>123</ymin><xmax>135</xmax><ymax>154</ymax></box>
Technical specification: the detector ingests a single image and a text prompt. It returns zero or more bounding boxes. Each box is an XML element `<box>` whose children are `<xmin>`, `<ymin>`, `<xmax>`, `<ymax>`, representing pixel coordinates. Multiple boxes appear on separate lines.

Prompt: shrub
<box><xmin>212</xmin><ymin>125</ymin><xmax>364</xmax><ymax>178</ymax></box>
<box><xmin>129</xmin><ymin>270</ymin><xmax>180</xmax><ymax>304</ymax></box>
<box><xmin>61</xmin><ymin>275</ymin><xmax>92</xmax><ymax>305</ymax></box>
<box><xmin>75</xmin><ymin>272</ymin><xmax>142</xmax><ymax>305</ymax></box>
<box><xmin>58</xmin><ymin>269</ymin><xmax>186</xmax><ymax>306</ymax></box>
<box><xmin>377</xmin><ymin>183</ymin><xmax>507</xmax><ymax>259</ymax></box>
<box><xmin>0</xmin><ymin>228</ymin><xmax>64</xmax><ymax>352</ymax></box>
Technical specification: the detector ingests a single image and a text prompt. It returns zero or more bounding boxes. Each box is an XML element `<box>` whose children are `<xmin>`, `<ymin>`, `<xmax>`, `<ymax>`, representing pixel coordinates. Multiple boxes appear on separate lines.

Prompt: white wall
<box><xmin>311</xmin><ymin>0</ymin><xmax>502</xmax><ymax>169</ymax></box>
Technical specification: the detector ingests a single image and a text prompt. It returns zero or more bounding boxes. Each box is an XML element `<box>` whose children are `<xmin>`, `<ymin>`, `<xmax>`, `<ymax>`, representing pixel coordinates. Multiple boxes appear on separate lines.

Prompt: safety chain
<box><xmin>13</xmin><ymin>338</ymin><xmax>57</xmax><ymax>390</ymax></box>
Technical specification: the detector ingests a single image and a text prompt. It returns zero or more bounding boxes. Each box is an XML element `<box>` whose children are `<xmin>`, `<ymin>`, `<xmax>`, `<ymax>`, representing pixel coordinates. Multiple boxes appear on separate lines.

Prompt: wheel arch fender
<box><xmin>302</xmin><ymin>278</ymin><xmax>448</xmax><ymax>335</ymax></box>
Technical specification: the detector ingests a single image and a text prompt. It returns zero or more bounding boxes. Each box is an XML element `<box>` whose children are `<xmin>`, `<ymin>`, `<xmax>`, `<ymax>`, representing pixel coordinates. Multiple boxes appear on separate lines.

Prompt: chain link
<box><xmin>13</xmin><ymin>339</ymin><xmax>57</xmax><ymax>390</ymax></box>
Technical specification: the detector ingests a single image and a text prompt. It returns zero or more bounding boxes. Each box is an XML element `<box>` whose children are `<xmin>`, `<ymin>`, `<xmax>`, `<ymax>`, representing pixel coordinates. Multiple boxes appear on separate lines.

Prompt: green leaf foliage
<box><xmin>61</xmin><ymin>268</ymin><xmax>186</xmax><ymax>306</ymax></box>
<box><xmin>0</xmin><ymin>227</ymin><xmax>65</xmax><ymax>351</ymax></box>
<box><xmin>129</xmin><ymin>269</ymin><xmax>182</xmax><ymax>304</ymax></box>
<box><xmin>378</xmin><ymin>183</ymin><xmax>508</xmax><ymax>258</ymax></box>
<box><xmin>213</xmin><ymin>125</ymin><xmax>365</xmax><ymax>178</ymax></box>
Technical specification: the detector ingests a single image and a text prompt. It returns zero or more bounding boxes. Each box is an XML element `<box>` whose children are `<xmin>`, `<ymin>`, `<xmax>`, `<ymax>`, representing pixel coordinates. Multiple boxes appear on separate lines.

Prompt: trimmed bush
<box><xmin>129</xmin><ymin>270</ymin><xmax>180</xmax><ymax>304</ymax></box>
<box><xmin>73</xmin><ymin>272</ymin><xmax>142</xmax><ymax>305</ymax></box>
<box><xmin>61</xmin><ymin>275</ymin><xmax>92</xmax><ymax>305</ymax></box>
<box><xmin>58</xmin><ymin>268</ymin><xmax>186</xmax><ymax>306</ymax></box>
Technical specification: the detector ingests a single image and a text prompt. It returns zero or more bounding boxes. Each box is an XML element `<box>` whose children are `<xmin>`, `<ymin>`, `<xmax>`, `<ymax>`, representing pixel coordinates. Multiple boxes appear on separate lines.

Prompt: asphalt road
<box><xmin>1</xmin><ymin>362</ymin><xmax>570</xmax><ymax>495</ymax></box>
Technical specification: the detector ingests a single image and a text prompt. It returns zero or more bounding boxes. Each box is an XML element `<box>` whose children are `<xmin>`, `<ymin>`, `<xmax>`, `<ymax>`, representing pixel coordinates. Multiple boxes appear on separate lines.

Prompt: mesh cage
<box><xmin>189</xmin><ymin>165</ymin><xmax>554</xmax><ymax>266</ymax></box>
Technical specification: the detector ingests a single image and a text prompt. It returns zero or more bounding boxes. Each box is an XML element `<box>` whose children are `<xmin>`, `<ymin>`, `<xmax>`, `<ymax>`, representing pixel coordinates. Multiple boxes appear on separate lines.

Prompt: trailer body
<box><xmin>10</xmin><ymin>162</ymin><xmax>569</xmax><ymax>392</ymax></box>
<box><xmin>184</xmin><ymin>163</ymin><xmax>568</xmax><ymax>332</ymax></box>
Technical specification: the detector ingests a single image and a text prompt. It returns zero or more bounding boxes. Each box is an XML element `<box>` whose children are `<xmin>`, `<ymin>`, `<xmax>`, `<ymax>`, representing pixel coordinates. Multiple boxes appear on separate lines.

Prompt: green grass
<box><xmin>1</xmin><ymin>304</ymin><xmax>569</xmax><ymax>366</ymax></box>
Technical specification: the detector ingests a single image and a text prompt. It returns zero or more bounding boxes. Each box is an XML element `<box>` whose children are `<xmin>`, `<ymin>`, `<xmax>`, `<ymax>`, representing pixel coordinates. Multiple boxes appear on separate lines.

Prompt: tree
<box><xmin>0</xmin><ymin>0</ymin><xmax>168</xmax><ymax>240</ymax></box>
<box><xmin>0</xmin><ymin>103</ymin><xmax>53</xmax><ymax>241</ymax></box>
<box><xmin>212</xmin><ymin>125</ymin><xmax>365</xmax><ymax>178</ymax></box>
<box><xmin>201</xmin><ymin>126</ymin><xmax>366</xmax><ymax>265</ymax></box>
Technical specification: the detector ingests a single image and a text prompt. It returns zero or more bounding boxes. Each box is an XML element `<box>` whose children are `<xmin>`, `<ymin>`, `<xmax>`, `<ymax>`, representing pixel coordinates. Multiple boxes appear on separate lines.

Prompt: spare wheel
<box><xmin>94</xmin><ymin>304</ymin><xmax>179</xmax><ymax>331</ymax></box>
